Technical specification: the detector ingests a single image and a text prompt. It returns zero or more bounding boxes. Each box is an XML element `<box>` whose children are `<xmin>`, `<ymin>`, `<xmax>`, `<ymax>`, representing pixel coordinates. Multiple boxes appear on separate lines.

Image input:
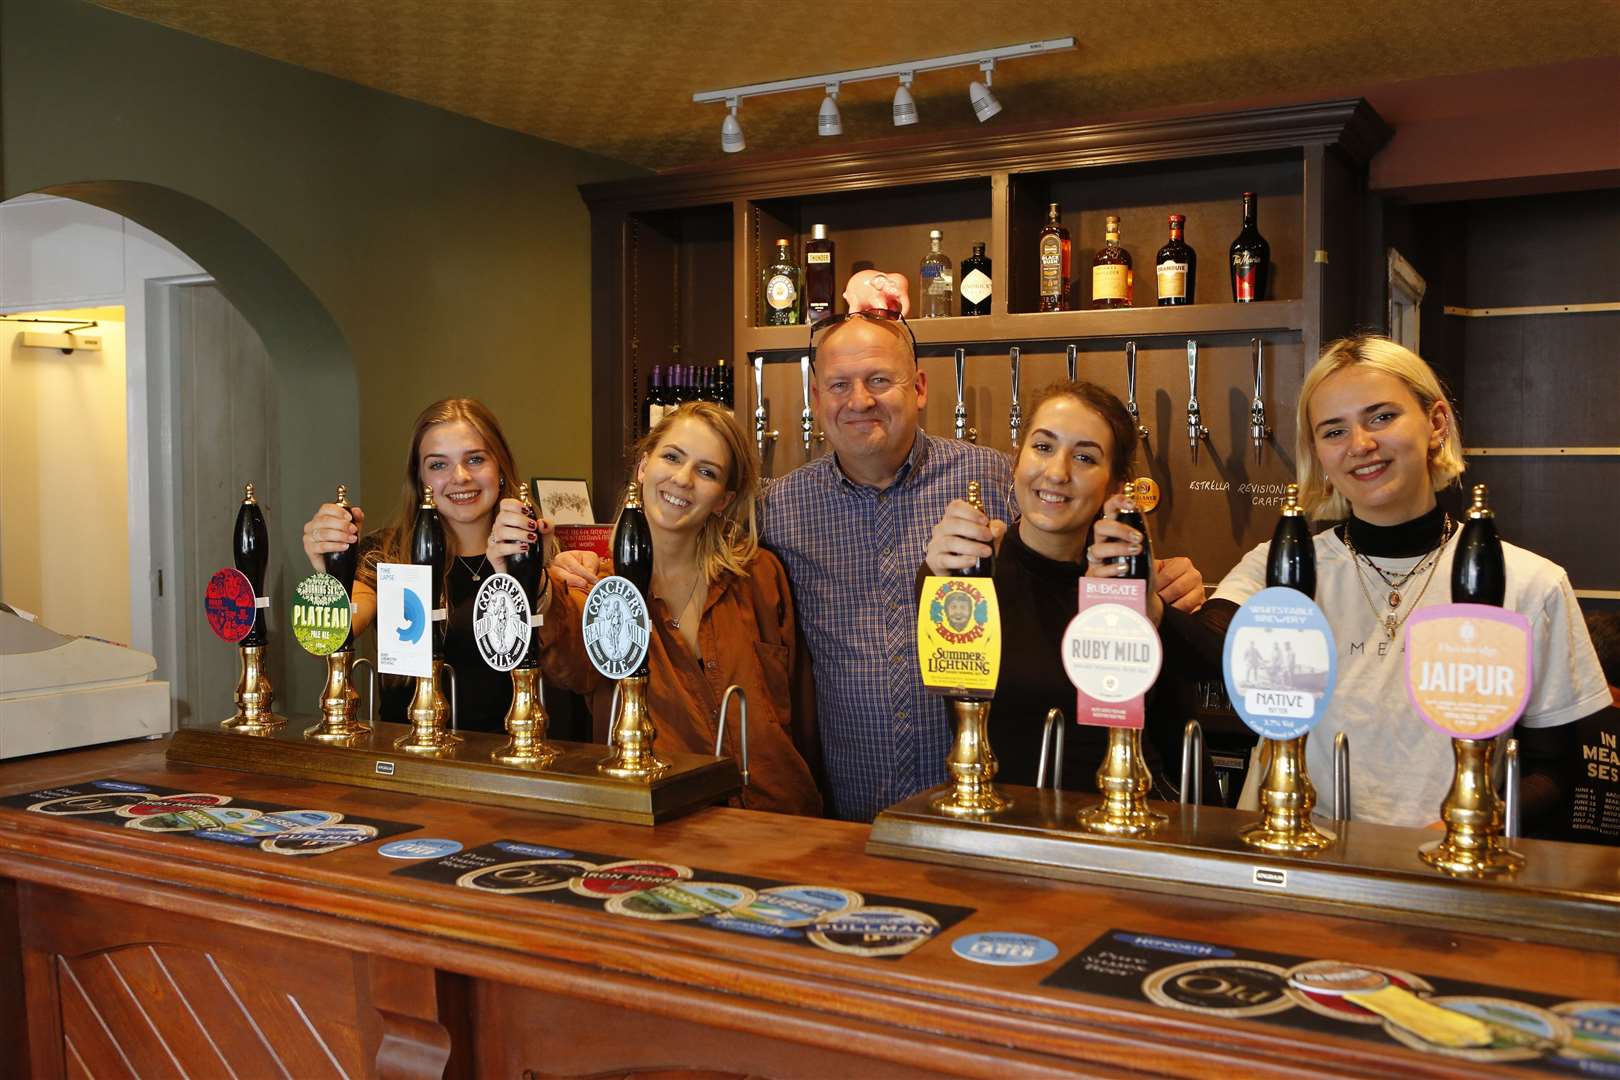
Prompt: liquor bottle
<box><xmin>1037</xmin><ymin>203</ymin><xmax>1071</xmax><ymax>312</ymax></box>
<box><xmin>763</xmin><ymin>238</ymin><xmax>802</xmax><ymax>325</ymax></box>
<box><xmin>716</xmin><ymin>357</ymin><xmax>732</xmax><ymax>409</ymax></box>
<box><xmin>1229</xmin><ymin>192</ymin><xmax>1270</xmax><ymax>303</ymax></box>
<box><xmin>644</xmin><ymin>366</ymin><xmax>666</xmax><ymax>430</ymax></box>
<box><xmin>962</xmin><ymin>481</ymin><xmax>995</xmax><ymax>578</ymax></box>
<box><xmin>234</xmin><ymin>483</ymin><xmax>269</xmax><ymax>647</ymax></box>
<box><xmin>325</xmin><ymin>484</ymin><xmax>359</xmax><ymax>651</ymax></box>
<box><xmin>669</xmin><ymin>364</ymin><xmax>688</xmax><ymax>406</ymax></box>
<box><xmin>505</xmin><ymin>482</ymin><xmax>543</xmax><ymax>664</ymax></box>
<box><xmin>920</xmin><ymin>229</ymin><xmax>954</xmax><ymax>318</ymax></box>
<box><xmin>613</xmin><ymin>481</ymin><xmax>655</xmax><ymax>678</ymax></box>
<box><xmin>805</xmin><ymin>224</ymin><xmax>836</xmax><ymax>325</ymax></box>
<box><xmin>1113</xmin><ymin>480</ymin><xmax>1152</xmax><ymax>580</ymax></box>
<box><xmin>1156</xmin><ymin>214</ymin><xmax>1196</xmax><ymax>306</ymax></box>
<box><xmin>1452</xmin><ymin>484</ymin><xmax>1505</xmax><ymax>606</ymax></box>
<box><xmin>1090</xmin><ymin>214</ymin><xmax>1132</xmax><ymax>309</ymax></box>
<box><xmin>960</xmin><ymin>242</ymin><xmax>992</xmax><ymax>316</ymax></box>
<box><xmin>1266</xmin><ymin>483</ymin><xmax>1315</xmax><ymax>598</ymax></box>
<box><xmin>411</xmin><ymin>485</ymin><xmax>447</xmax><ymax>648</ymax></box>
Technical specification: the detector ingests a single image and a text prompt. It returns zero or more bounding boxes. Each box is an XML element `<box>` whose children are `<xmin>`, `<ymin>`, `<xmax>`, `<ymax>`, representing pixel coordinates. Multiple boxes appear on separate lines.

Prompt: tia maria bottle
<box><xmin>411</xmin><ymin>484</ymin><xmax>448</xmax><ymax>649</ymax></box>
<box><xmin>1113</xmin><ymin>480</ymin><xmax>1153</xmax><ymax>580</ymax></box>
<box><xmin>1452</xmin><ymin>484</ymin><xmax>1505</xmax><ymax>606</ymax></box>
<box><xmin>234</xmin><ymin>483</ymin><xmax>270</xmax><ymax>647</ymax></box>
<box><xmin>1229</xmin><ymin>192</ymin><xmax>1270</xmax><ymax>303</ymax></box>
<box><xmin>1266</xmin><ymin>483</ymin><xmax>1316</xmax><ymax>597</ymax></box>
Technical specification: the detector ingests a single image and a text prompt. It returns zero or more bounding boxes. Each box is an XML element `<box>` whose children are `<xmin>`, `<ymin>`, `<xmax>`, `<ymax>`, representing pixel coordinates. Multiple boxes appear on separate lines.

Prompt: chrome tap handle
<box><xmin>1250</xmin><ymin>337</ymin><xmax>1271</xmax><ymax>464</ymax></box>
<box><xmin>799</xmin><ymin>354</ymin><xmax>813</xmax><ymax>455</ymax></box>
<box><xmin>442</xmin><ymin>661</ymin><xmax>458</xmax><ymax>733</ymax></box>
<box><xmin>1186</xmin><ymin>339</ymin><xmax>1209</xmax><ymax>465</ymax></box>
<box><xmin>1008</xmin><ymin>347</ymin><xmax>1023</xmax><ymax>450</ymax></box>
<box><xmin>1333</xmin><ymin>730</ymin><xmax>1351</xmax><ymax>823</ymax></box>
<box><xmin>751</xmin><ymin>355</ymin><xmax>777</xmax><ymax>461</ymax></box>
<box><xmin>1125</xmin><ymin>340</ymin><xmax>1148</xmax><ymax>440</ymax></box>
<box><xmin>352</xmin><ymin>657</ymin><xmax>377</xmax><ymax>727</ymax></box>
<box><xmin>1037</xmin><ymin>708</ymin><xmax>1066</xmax><ymax>791</ymax></box>
<box><xmin>1504</xmin><ymin>737</ymin><xmax>1520</xmax><ymax>839</ymax></box>
<box><xmin>1180</xmin><ymin>720</ymin><xmax>1204</xmax><ymax>806</ymax></box>
<box><xmin>716</xmin><ymin>684</ymin><xmax>751</xmax><ymax>786</ymax></box>
<box><xmin>1066</xmin><ymin>343</ymin><xmax>1078</xmax><ymax>384</ymax></box>
<box><xmin>952</xmin><ymin>348</ymin><xmax>969</xmax><ymax>441</ymax></box>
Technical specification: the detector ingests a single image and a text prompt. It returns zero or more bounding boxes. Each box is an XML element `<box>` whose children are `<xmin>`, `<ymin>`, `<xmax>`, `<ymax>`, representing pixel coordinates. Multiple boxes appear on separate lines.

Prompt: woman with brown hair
<box><xmin>299</xmin><ymin>397</ymin><xmax>542</xmax><ymax>731</ymax></box>
<box><xmin>536</xmin><ymin>401</ymin><xmax>824</xmax><ymax>816</ymax></box>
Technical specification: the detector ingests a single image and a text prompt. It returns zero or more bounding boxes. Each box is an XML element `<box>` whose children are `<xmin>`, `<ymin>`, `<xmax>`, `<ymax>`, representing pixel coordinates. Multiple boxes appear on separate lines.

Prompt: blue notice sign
<box><xmin>951</xmin><ymin>932</ymin><xmax>1060</xmax><ymax>967</ymax></box>
<box><xmin>1222</xmin><ymin>586</ymin><xmax>1337</xmax><ymax>741</ymax></box>
<box><xmin>379</xmin><ymin>838</ymin><xmax>464</xmax><ymax>860</ymax></box>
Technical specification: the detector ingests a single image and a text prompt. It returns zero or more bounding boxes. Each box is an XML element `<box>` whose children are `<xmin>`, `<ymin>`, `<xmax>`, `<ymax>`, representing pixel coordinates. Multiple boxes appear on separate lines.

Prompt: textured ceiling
<box><xmin>94</xmin><ymin>0</ymin><xmax>1620</xmax><ymax>171</ymax></box>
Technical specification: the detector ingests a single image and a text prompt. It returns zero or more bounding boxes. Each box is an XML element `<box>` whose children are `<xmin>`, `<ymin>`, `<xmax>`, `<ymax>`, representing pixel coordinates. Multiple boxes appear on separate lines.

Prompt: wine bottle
<box><xmin>717</xmin><ymin>357</ymin><xmax>733</xmax><ymax>409</ymax></box>
<box><xmin>1090</xmin><ymin>214</ymin><xmax>1132</xmax><ymax>309</ymax></box>
<box><xmin>1229</xmin><ymin>192</ymin><xmax>1270</xmax><ymax>303</ymax></box>
<box><xmin>411</xmin><ymin>485</ymin><xmax>447</xmax><ymax>648</ymax></box>
<box><xmin>644</xmin><ymin>366</ymin><xmax>666</xmax><ymax>430</ymax></box>
<box><xmin>960</xmin><ymin>242</ymin><xmax>992</xmax><ymax>316</ymax></box>
<box><xmin>234</xmin><ymin>483</ymin><xmax>269</xmax><ymax>647</ymax></box>
<box><xmin>505</xmin><ymin>482</ymin><xmax>543</xmax><ymax>669</ymax></box>
<box><xmin>1452</xmin><ymin>484</ymin><xmax>1505</xmax><ymax>606</ymax></box>
<box><xmin>1113</xmin><ymin>480</ymin><xmax>1152</xmax><ymax>580</ymax></box>
<box><xmin>613</xmin><ymin>481</ymin><xmax>655</xmax><ymax>678</ymax></box>
<box><xmin>962</xmin><ymin>481</ymin><xmax>995</xmax><ymax>578</ymax></box>
<box><xmin>805</xmin><ymin>223</ymin><xmax>835</xmax><ymax>325</ymax></box>
<box><xmin>1156</xmin><ymin>214</ymin><xmax>1196</xmax><ymax>306</ymax></box>
<box><xmin>1037</xmin><ymin>202</ymin><xmax>1071</xmax><ymax>312</ymax></box>
<box><xmin>325</xmin><ymin>484</ymin><xmax>359</xmax><ymax>651</ymax></box>
<box><xmin>763</xmin><ymin>238</ymin><xmax>802</xmax><ymax>325</ymax></box>
<box><xmin>920</xmin><ymin>229</ymin><xmax>954</xmax><ymax>318</ymax></box>
<box><xmin>1266</xmin><ymin>483</ymin><xmax>1315</xmax><ymax>598</ymax></box>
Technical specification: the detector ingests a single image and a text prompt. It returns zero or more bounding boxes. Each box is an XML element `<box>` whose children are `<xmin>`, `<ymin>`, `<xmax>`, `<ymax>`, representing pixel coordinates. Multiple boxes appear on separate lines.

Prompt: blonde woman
<box><xmin>1203</xmin><ymin>336</ymin><xmax>1609</xmax><ymax>832</ymax></box>
<box><xmin>537</xmin><ymin>402</ymin><xmax>823</xmax><ymax>816</ymax></box>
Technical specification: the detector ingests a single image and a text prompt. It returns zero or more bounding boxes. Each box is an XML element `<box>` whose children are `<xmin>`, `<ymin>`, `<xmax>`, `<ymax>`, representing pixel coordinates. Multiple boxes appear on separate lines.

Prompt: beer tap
<box><xmin>598</xmin><ymin>480</ymin><xmax>668</xmax><ymax>779</ymax></box>
<box><xmin>952</xmin><ymin>348</ymin><xmax>977</xmax><ymax>442</ymax></box>
<box><xmin>1186</xmin><ymin>339</ymin><xmax>1210</xmax><ymax>465</ymax></box>
<box><xmin>1124</xmin><ymin>341</ymin><xmax>1148</xmax><ymax>441</ymax></box>
<box><xmin>799</xmin><ymin>354</ymin><xmax>815</xmax><ymax>456</ymax></box>
<box><xmin>1066</xmin><ymin>343</ymin><xmax>1078</xmax><ymax>383</ymax></box>
<box><xmin>306</xmin><ymin>483</ymin><xmax>365</xmax><ymax>743</ymax></box>
<box><xmin>1008</xmin><ymin>347</ymin><xmax>1023</xmax><ymax>450</ymax></box>
<box><xmin>396</xmin><ymin>485</ymin><xmax>459</xmax><ymax>754</ymax></box>
<box><xmin>492</xmin><ymin>481</ymin><xmax>558</xmax><ymax>768</ymax></box>
<box><xmin>751</xmin><ymin>355</ymin><xmax>778</xmax><ymax>463</ymax></box>
<box><xmin>223</xmin><ymin>482</ymin><xmax>282</xmax><ymax>734</ymax></box>
<box><xmin>1250</xmin><ymin>337</ymin><xmax>1272</xmax><ymax>464</ymax></box>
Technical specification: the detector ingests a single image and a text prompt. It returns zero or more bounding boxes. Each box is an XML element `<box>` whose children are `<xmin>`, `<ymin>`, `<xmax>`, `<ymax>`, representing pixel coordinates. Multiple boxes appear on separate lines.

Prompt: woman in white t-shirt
<box><xmin>1203</xmin><ymin>336</ymin><xmax>1610</xmax><ymax>831</ymax></box>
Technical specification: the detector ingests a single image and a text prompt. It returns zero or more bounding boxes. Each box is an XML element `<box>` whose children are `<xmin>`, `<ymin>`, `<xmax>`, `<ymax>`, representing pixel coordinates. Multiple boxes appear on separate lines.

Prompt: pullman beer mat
<box><xmin>394</xmin><ymin>839</ymin><xmax>973</xmax><ymax>960</ymax></box>
<box><xmin>2</xmin><ymin>779</ymin><xmax>419</xmax><ymax>857</ymax></box>
<box><xmin>1044</xmin><ymin>930</ymin><xmax>1620</xmax><ymax>1073</ymax></box>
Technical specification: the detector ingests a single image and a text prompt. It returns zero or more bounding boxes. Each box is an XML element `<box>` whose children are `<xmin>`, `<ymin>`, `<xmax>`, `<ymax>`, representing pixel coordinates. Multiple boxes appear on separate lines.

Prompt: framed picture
<box><xmin>529</xmin><ymin>477</ymin><xmax>594</xmax><ymax>524</ymax></box>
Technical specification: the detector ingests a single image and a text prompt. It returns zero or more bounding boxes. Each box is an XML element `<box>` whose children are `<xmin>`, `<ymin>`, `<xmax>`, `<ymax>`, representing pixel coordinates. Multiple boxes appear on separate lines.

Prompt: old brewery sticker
<box><xmin>291</xmin><ymin>572</ymin><xmax>351</xmax><ymax>656</ymax></box>
<box><xmin>1404</xmin><ymin>605</ymin><xmax>1532</xmax><ymax>740</ymax></box>
<box><xmin>1141</xmin><ymin>958</ymin><xmax>1295</xmax><ymax>1019</ymax></box>
<box><xmin>204</xmin><ymin>567</ymin><xmax>257</xmax><ymax>643</ymax></box>
<box><xmin>1221</xmin><ymin>586</ymin><xmax>1337</xmax><ymax>741</ymax></box>
<box><xmin>458</xmin><ymin>859</ymin><xmax>596</xmax><ymax>893</ymax></box>
<box><xmin>29</xmin><ymin>792</ymin><xmax>150</xmax><ymax>815</ymax></box>
<box><xmin>606</xmin><ymin>881</ymin><xmax>757</xmax><ymax>921</ymax></box>
<box><xmin>569</xmin><ymin>860</ymin><xmax>692</xmax><ymax>898</ymax></box>
<box><xmin>1061</xmin><ymin>579</ymin><xmax>1161</xmax><ymax>727</ymax></box>
<box><xmin>807</xmin><ymin>906</ymin><xmax>941</xmax><ymax>958</ymax></box>
<box><xmin>474</xmin><ymin>572</ymin><xmax>532</xmax><ymax>672</ymax></box>
<box><xmin>917</xmin><ymin>575</ymin><xmax>1002</xmax><ymax>699</ymax></box>
<box><xmin>582</xmin><ymin>576</ymin><xmax>650</xmax><ymax>679</ymax></box>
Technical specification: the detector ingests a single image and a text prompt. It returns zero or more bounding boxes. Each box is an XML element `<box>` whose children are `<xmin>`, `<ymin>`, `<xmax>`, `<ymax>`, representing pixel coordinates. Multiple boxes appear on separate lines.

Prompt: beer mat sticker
<box><xmin>1221</xmin><ymin>587</ymin><xmax>1337</xmax><ymax>741</ymax></box>
<box><xmin>290</xmin><ymin>571</ymin><xmax>352</xmax><ymax>656</ymax></box>
<box><xmin>1043</xmin><ymin>930</ymin><xmax>1612</xmax><ymax>1073</ymax></box>
<box><xmin>1404</xmin><ymin>604</ymin><xmax>1533</xmax><ymax>740</ymax></box>
<box><xmin>1</xmin><ymin>779</ymin><xmax>418</xmax><ymax>857</ymax></box>
<box><xmin>392</xmin><ymin>840</ymin><xmax>973</xmax><ymax>960</ymax></box>
<box><xmin>917</xmin><ymin>575</ymin><xmax>1002</xmax><ymax>699</ymax></box>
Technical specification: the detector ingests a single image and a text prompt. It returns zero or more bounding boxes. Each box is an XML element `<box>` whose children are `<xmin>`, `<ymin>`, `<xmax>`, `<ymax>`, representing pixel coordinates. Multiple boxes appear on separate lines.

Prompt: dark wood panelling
<box><xmin>1460</xmin><ymin>189</ymin><xmax>1620</xmax><ymax>309</ymax></box>
<box><xmin>1460</xmin><ymin>312</ymin><xmax>1620</xmax><ymax>448</ymax></box>
<box><xmin>1454</xmin><ymin>457</ymin><xmax>1620</xmax><ymax>590</ymax></box>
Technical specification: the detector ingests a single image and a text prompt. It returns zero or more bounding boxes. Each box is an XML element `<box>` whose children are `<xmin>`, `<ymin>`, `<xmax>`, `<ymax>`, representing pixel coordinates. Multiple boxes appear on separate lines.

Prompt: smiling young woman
<box><xmin>1208</xmin><ymin>337</ymin><xmax>1611</xmax><ymax>832</ymax></box>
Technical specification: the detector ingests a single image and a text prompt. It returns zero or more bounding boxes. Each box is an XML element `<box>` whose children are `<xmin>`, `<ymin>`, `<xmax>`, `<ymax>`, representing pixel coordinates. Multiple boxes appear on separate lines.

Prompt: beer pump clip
<box><xmin>1008</xmin><ymin>347</ymin><xmax>1023</xmax><ymax>450</ymax></box>
<box><xmin>1186</xmin><ymin>339</ymin><xmax>1210</xmax><ymax>464</ymax></box>
<box><xmin>1250</xmin><ymin>337</ymin><xmax>1273</xmax><ymax>464</ymax></box>
<box><xmin>752</xmin><ymin>355</ymin><xmax>778</xmax><ymax>464</ymax></box>
<box><xmin>1124</xmin><ymin>341</ymin><xmax>1148</xmax><ymax>441</ymax></box>
<box><xmin>952</xmin><ymin>348</ymin><xmax>976</xmax><ymax>442</ymax></box>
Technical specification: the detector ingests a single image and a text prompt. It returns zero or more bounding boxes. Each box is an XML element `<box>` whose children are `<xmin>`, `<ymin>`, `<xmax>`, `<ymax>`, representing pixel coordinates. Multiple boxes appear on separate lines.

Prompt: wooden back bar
<box><xmin>2</xmin><ymin>739</ymin><xmax>1615</xmax><ymax>1078</ymax></box>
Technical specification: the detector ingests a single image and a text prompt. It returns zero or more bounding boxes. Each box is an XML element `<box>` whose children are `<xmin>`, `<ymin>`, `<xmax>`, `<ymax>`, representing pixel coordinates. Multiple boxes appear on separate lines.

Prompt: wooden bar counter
<box><xmin>2</xmin><ymin>738</ymin><xmax>1615</xmax><ymax>1078</ymax></box>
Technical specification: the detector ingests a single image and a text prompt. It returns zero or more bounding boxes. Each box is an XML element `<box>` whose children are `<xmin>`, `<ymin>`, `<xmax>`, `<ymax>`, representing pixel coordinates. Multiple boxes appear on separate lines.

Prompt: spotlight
<box><xmin>893</xmin><ymin>73</ymin><xmax>918</xmax><ymax>127</ymax></box>
<box><xmin>818</xmin><ymin>85</ymin><xmax>842</xmax><ymax>137</ymax></box>
<box><xmin>720</xmin><ymin>98</ymin><xmax>745</xmax><ymax>153</ymax></box>
<box><xmin>968</xmin><ymin>60</ymin><xmax>1001</xmax><ymax>123</ymax></box>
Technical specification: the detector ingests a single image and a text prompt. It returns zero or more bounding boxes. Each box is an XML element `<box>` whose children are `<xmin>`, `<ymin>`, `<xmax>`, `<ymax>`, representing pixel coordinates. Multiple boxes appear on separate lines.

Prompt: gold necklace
<box><xmin>1349</xmin><ymin>514</ymin><xmax>1451</xmax><ymax>608</ymax></box>
<box><xmin>661</xmin><ymin>569</ymin><xmax>704</xmax><ymax>630</ymax></box>
<box><xmin>1344</xmin><ymin>527</ymin><xmax>1452</xmax><ymax>642</ymax></box>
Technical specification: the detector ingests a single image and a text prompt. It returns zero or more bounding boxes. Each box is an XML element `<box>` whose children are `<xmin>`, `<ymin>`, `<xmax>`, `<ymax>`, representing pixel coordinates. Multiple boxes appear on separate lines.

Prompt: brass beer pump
<box><xmin>1239</xmin><ymin>484</ymin><xmax>1334</xmax><ymax>852</ymax></box>
<box><xmin>1078</xmin><ymin>481</ymin><xmax>1166</xmax><ymax>836</ymax></box>
<box><xmin>396</xmin><ymin>485</ymin><xmax>460</xmax><ymax>753</ymax></box>
<box><xmin>306</xmin><ymin>484</ymin><xmax>366</xmax><ymax>742</ymax></box>
<box><xmin>1420</xmin><ymin>484</ymin><xmax>1525</xmax><ymax>876</ymax></box>
<box><xmin>493</xmin><ymin>482</ymin><xmax>559</xmax><ymax>767</ymax></box>
<box><xmin>598</xmin><ymin>480</ymin><xmax>668</xmax><ymax>779</ymax></box>
<box><xmin>933</xmin><ymin>481</ymin><xmax>1007</xmax><ymax>817</ymax></box>
<box><xmin>223</xmin><ymin>482</ymin><xmax>283</xmax><ymax>734</ymax></box>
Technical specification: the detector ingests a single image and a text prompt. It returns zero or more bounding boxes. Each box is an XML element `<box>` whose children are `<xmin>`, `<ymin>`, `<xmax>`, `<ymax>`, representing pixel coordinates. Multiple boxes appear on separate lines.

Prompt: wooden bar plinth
<box><xmin>168</xmin><ymin>720</ymin><xmax>739</xmax><ymax>825</ymax></box>
<box><xmin>869</xmin><ymin>784</ymin><xmax>1620</xmax><ymax>953</ymax></box>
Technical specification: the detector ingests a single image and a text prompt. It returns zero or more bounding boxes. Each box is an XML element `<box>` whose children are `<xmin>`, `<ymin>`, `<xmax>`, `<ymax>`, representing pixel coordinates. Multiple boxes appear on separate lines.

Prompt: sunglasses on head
<box><xmin>807</xmin><ymin>307</ymin><xmax>918</xmax><ymax>371</ymax></box>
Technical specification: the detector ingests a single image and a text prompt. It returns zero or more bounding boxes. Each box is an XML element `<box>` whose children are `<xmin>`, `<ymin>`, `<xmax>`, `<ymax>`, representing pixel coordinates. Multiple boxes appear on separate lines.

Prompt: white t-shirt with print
<box><xmin>1216</xmin><ymin>529</ymin><xmax>1610</xmax><ymax>828</ymax></box>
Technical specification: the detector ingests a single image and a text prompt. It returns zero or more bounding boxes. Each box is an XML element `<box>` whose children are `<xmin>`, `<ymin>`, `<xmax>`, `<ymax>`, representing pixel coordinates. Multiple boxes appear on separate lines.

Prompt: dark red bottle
<box><xmin>1229</xmin><ymin>192</ymin><xmax>1270</xmax><ymax>303</ymax></box>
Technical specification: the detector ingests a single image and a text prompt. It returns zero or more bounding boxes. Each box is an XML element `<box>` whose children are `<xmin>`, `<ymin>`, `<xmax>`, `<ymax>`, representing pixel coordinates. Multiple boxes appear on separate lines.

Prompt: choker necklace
<box><xmin>457</xmin><ymin>554</ymin><xmax>489</xmax><ymax>582</ymax></box>
<box><xmin>1343</xmin><ymin>519</ymin><xmax>1454</xmax><ymax>641</ymax></box>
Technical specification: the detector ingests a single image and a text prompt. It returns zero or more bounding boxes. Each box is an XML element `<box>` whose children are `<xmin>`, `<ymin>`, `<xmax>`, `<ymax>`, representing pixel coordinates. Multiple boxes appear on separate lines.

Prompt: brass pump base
<box><xmin>1239</xmin><ymin>735</ymin><xmax>1334</xmax><ymax>853</ymax></box>
<box><xmin>932</xmin><ymin>698</ymin><xmax>1008</xmax><ymax>818</ymax></box>
<box><xmin>1419</xmin><ymin>737</ymin><xmax>1525</xmax><ymax>877</ymax></box>
<box><xmin>395</xmin><ymin>661</ymin><xmax>461</xmax><ymax>754</ymax></box>
<box><xmin>222</xmin><ymin>644</ymin><xmax>284</xmax><ymax>735</ymax></box>
<box><xmin>1078</xmin><ymin>727</ymin><xmax>1166</xmax><ymax>836</ymax></box>
<box><xmin>598</xmin><ymin>675</ymin><xmax>667</xmax><ymax>779</ymax></box>
<box><xmin>492</xmin><ymin>667</ymin><xmax>559</xmax><ymax>768</ymax></box>
<box><xmin>305</xmin><ymin>648</ymin><xmax>366</xmax><ymax>742</ymax></box>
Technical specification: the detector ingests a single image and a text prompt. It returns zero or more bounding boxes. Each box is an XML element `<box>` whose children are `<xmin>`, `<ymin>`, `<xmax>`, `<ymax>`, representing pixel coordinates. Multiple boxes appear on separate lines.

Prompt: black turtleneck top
<box><xmin>1338</xmin><ymin>503</ymin><xmax>1448</xmax><ymax>557</ymax></box>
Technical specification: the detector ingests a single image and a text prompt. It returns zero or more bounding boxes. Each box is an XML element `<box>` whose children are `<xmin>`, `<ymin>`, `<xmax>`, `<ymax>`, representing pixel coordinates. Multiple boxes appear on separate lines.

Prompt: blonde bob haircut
<box><xmin>1295</xmin><ymin>336</ymin><xmax>1465</xmax><ymax>521</ymax></box>
<box><xmin>627</xmin><ymin>401</ymin><xmax>761</xmax><ymax>585</ymax></box>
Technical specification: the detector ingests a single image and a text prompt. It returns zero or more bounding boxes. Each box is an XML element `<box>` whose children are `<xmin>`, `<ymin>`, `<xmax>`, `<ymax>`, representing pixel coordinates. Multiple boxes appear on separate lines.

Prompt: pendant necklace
<box><xmin>664</xmin><ymin>570</ymin><xmax>704</xmax><ymax>630</ymax></box>
<box><xmin>458</xmin><ymin>554</ymin><xmax>489</xmax><ymax>582</ymax></box>
<box><xmin>1344</xmin><ymin>522</ymin><xmax>1453</xmax><ymax>642</ymax></box>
